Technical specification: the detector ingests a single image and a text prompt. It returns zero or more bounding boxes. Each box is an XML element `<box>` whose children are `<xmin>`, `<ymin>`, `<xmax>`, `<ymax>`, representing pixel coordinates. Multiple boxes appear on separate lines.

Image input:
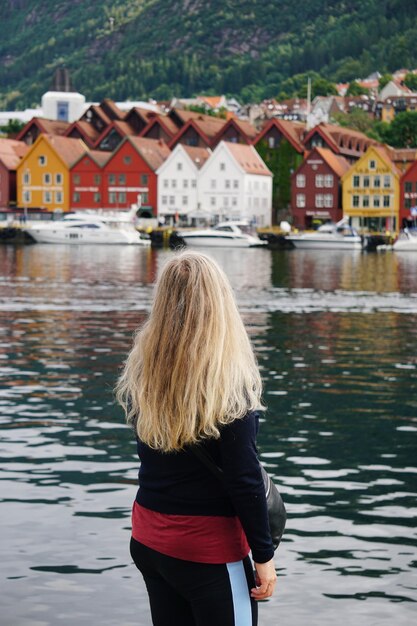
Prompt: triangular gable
<box><xmin>17</xmin><ymin>134</ymin><xmax>87</xmax><ymax>172</ymax></box>
<box><xmin>106</xmin><ymin>136</ymin><xmax>171</xmax><ymax>172</ymax></box>
<box><xmin>254</xmin><ymin>118</ymin><xmax>305</xmax><ymax>153</ymax></box>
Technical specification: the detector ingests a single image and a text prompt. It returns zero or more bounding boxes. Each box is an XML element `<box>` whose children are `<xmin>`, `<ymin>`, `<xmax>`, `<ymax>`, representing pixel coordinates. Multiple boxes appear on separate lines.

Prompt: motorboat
<box><xmin>286</xmin><ymin>220</ymin><xmax>362</xmax><ymax>250</ymax></box>
<box><xmin>24</xmin><ymin>208</ymin><xmax>151</xmax><ymax>245</ymax></box>
<box><xmin>393</xmin><ymin>228</ymin><xmax>417</xmax><ymax>252</ymax></box>
<box><xmin>177</xmin><ymin>221</ymin><xmax>267</xmax><ymax>248</ymax></box>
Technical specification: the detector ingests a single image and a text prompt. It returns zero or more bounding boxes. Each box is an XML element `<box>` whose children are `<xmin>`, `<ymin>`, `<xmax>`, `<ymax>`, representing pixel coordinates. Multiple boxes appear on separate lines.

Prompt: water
<box><xmin>0</xmin><ymin>245</ymin><xmax>416</xmax><ymax>626</ymax></box>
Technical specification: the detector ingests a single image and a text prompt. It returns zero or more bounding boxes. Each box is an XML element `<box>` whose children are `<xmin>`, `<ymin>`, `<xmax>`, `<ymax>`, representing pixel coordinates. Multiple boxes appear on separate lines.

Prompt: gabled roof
<box><xmin>181</xmin><ymin>145</ymin><xmax>212</xmax><ymax>170</ymax></box>
<box><xmin>222</xmin><ymin>141</ymin><xmax>272</xmax><ymax>176</ymax></box>
<box><xmin>254</xmin><ymin>118</ymin><xmax>305</xmax><ymax>153</ymax></box>
<box><xmin>16</xmin><ymin>117</ymin><xmax>70</xmax><ymax>141</ymax></box>
<box><xmin>341</xmin><ymin>144</ymin><xmax>401</xmax><ymax>180</ymax></box>
<box><xmin>311</xmin><ymin>147</ymin><xmax>350</xmax><ymax>178</ymax></box>
<box><xmin>169</xmin><ymin>115</ymin><xmax>226</xmax><ymax>148</ymax></box>
<box><xmin>112</xmin><ymin>137</ymin><xmax>171</xmax><ymax>172</ymax></box>
<box><xmin>197</xmin><ymin>95</ymin><xmax>226</xmax><ymax>109</ymax></box>
<box><xmin>0</xmin><ymin>138</ymin><xmax>29</xmax><ymax>170</ymax></box>
<box><xmin>303</xmin><ymin>122</ymin><xmax>379</xmax><ymax>156</ymax></box>
<box><xmin>19</xmin><ymin>134</ymin><xmax>87</xmax><ymax>169</ymax></box>
<box><xmin>94</xmin><ymin>120</ymin><xmax>135</xmax><ymax>148</ymax></box>
<box><xmin>401</xmin><ymin>157</ymin><xmax>417</xmax><ymax>180</ymax></box>
<box><xmin>140</xmin><ymin>115</ymin><xmax>179</xmax><ymax>139</ymax></box>
<box><xmin>71</xmin><ymin>148</ymin><xmax>111</xmax><ymax>169</ymax></box>
<box><xmin>387</xmin><ymin>147</ymin><xmax>417</xmax><ymax>172</ymax></box>
<box><xmin>212</xmin><ymin>117</ymin><xmax>258</xmax><ymax>145</ymax></box>
<box><xmin>65</xmin><ymin>120</ymin><xmax>100</xmax><ymax>146</ymax></box>
<box><xmin>99</xmin><ymin>98</ymin><xmax>126</xmax><ymax>121</ymax></box>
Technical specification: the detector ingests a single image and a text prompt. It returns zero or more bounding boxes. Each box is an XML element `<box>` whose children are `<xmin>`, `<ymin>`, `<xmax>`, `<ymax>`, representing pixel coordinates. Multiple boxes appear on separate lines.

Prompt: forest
<box><xmin>1</xmin><ymin>0</ymin><xmax>416</xmax><ymax>110</ymax></box>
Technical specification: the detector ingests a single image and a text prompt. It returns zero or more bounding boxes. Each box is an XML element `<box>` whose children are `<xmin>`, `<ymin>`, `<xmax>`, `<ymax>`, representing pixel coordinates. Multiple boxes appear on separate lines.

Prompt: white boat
<box><xmin>393</xmin><ymin>228</ymin><xmax>417</xmax><ymax>252</ymax></box>
<box><xmin>24</xmin><ymin>208</ymin><xmax>151</xmax><ymax>245</ymax></box>
<box><xmin>178</xmin><ymin>221</ymin><xmax>267</xmax><ymax>248</ymax></box>
<box><xmin>286</xmin><ymin>221</ymin><xmax>362</xmax><ymax>250</ymax></box>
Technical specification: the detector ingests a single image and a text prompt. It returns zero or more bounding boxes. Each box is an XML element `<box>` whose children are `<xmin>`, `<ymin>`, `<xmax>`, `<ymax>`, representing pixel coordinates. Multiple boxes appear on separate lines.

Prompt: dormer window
<box><xmin>38</xmin><ymin>155</ymin><xmax>47</xmax><ymax>166</ymax></box>
<box><xmin>369</xmin><ymin>159</ymin><xmax>376</xmax><ymax>170</ymax></box>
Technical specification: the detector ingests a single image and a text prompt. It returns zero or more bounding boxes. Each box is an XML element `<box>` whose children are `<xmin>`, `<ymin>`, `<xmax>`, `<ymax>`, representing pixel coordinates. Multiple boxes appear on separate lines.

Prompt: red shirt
<box><xmin>132</xmin><ymin>501</ymin><xmax>250</xmax><ymax>564</ymax></box>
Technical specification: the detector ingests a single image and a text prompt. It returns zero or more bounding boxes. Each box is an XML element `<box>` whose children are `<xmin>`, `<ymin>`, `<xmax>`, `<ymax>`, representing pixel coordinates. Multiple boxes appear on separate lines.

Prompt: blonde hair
<box><xmin>115</xmin><ymin>250</ymin><xmax>263</xmax><ymax>451</ymax></box>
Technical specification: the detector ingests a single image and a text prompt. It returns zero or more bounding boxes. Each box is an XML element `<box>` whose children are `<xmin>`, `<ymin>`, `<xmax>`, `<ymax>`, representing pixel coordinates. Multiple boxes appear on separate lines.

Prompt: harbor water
<box><xmin>0</xmin><ymin>244</ymin><xmax>416</xmax><ymax>626</ymax></box>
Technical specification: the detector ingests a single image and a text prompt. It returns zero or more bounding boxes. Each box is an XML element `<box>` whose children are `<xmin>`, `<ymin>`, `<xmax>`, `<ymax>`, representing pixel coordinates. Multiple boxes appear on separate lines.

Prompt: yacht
<box><xmin>24</xmin><ymin>209</ymin><xmax>151</xmax><ymax>245</ymax></box>
<box><xmin>393</xmin><ymin>228</ymin><xmax>417</xmax><ymax>252</ymax></box>
<box><xmin>178</xmin><ymin>221</ymin><xmax>267</xmax><ymax>248</ymax></box>
<box><xmin>286</xmin><ymin>221</ymin><xmax>362</xmax><ymax>250</ymax></box>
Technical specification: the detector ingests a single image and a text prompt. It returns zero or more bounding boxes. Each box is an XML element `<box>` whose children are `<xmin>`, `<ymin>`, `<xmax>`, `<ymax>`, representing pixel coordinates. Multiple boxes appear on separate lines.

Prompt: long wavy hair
<box><xmin>115</xmin><ymin>251</ymin><xmax>263</xmax><ymax>451</ymax></box>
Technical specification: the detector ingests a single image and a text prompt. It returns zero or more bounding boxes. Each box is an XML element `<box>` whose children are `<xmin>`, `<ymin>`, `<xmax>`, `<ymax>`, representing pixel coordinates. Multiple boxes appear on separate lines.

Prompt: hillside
<box><xmin>1</xmin><ymin>0</ymin><xmax>417</xmax><ymax>109</ymax></box>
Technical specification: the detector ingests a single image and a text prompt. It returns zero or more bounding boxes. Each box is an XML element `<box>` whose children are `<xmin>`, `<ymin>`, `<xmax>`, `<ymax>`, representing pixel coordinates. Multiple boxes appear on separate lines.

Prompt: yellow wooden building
<box><xmin>17</xmin><ymin>134</ymin><xmax>86</xmax><ymax>213</ymax></box>
<box><xmin>342</xmin><ymin>145</ymin><xmax>400</xmax><ymax>233</ymax></box>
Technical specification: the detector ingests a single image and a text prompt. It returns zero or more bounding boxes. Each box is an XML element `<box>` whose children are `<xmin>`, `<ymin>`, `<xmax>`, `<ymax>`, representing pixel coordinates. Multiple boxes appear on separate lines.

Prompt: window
<box><xmin>42</xmin><ymin>190</ymin><xmax>51</xmax><ymax>203</ymax></box>
<box><xmin>163</xmin><ymin>179</ymin><xmax>168</xmax><ymax>188</ymax></box>
<box><xmin>182</xmin><ymin>196</ymin><xmax>188</xmax><ymax>205</ymax></box>
<box><xmin>184</xmin><ymin>179</ymin><xmax>188</xmax><ymax>189</ymax></box>
<box><xmin>73</xmin><ymin>192</ymin><xmax>80</xmax><ymax>203</ymax></box>
<box><xmin>142</xmin><ymin>192</ymin><xmax>149</xmax><ymax>204</ymax></box>
<box><xmin>141</xmin><ymin>174</ymin><xmax>148</xmax><ymax>185</ymax></box>
<box><xmin>162</xmin><ymin>196</ymin><xmax>167</xmax><ymax>205</ymax></box>
<box><xmin>55</xmin><ymin>191</ymin><xmax>63</xmax><ymax>203</ymax></box>
<box><xmin>383</xmin><ymin>195</ymin><xmax>390</xmax><ymax>207</ymax></box>
<box><xmin>108</xmin><ymin>174</ymin><xmax>116</xmax><ymax>184</ymax></box>
<box><xmin>94</xmin><ymin>193</ymin><xmax>101</xmax><ymax>203</ymax></box>
<box><xmin>363</xmin><ymin>176</ymin><xmax>370</xmax><ymax>188</ymax></box>
<box><xmin>405</xmin><ymin>198</ymin><xmax>412</xmax><ymax>209</ymax></box>
<box><xmin>119</xmin><ymin>174</ymin><xmax>126</xmax><ymax>185</ymax></box>
<box><xmin>324</xmin><ymin>175</ymin><xmax>333</xmax><ymax>187</ymax></box>
<box><xmin>315</xmin><ymin>174</ymin><xmax>324</xmax><ymax>188</ymax></box>
<box><xmin>191</xmin><ymin>180</ymin><xmax>196</xmax><ymax>188</ymax></box>
<box><xmin>296</xmin><ymin>174</ymin><xmax>305</xmax><ymax>188</ymax></box>
<box><xmin>353</xmin><ymin>175</ymin><xmax>360</xmax><ymax>188</ymax></box>
<box><xmin>118</xmin><ymin>192</ymin><xmax>126</xmax><ymax>203</ymax></box>
<box><xmin>23</xmin><ymin>190</ymin><xmax>31</xmax><ymax>203</ymax></box>
<box><xmin>352</xmin><ymin>195</ymin><xmax>360</xmax><ymax>208</ymax></box>
<box><xmin>220</xmin><ymin>162</ymin><xmax>225</xmax><ymax>171</ymax></box>
<box><xmin>94</xmin><ymin>174</ymin><xmax>101</xmax><ymax>185</ymax></box>
<box><xmin>211</xmin><ymin>197</ymin><xmax>216</xmax><ymax>206</ymax></box>
<box><xmin>177</xmin><ymin>162</ymin><xmax>183</xmax><ymax>171</ymax></box>
<box><xmin>296</xmin><ymin>194</ymin><xmax>305</xmax><ymax>208</ymax></box>
<box><xmin>43</xmin><ymin>173</ymin><xmax>51</xmax><ymax>185</ymax></box>
<box><xmin>405</xmin><ymin>181</ymin><xmax>412</xmax><ymax>193</ymax></box>
<box><xmin>315</xmin><ymin>194</ymin><xmax>324</xmax><ymax>208</ymax></box>
<box><xmin>210</xmin><ymin>179</ymin><xmax>216</xmax><ymax>189</ymax></box>
<box><xmin>73</xmin><ymin>174</ymin><xmax>80</xmax><ymax>185</ymax></box>
<box><xmin>232</xmin><ymin>197</ymin><xmax>237</xmax><ymax>206</ymax></box>
<box><xmin>369</xmin><ymin>159</ymin><xmax>376</xmax><ymax>169</ymax></box>
<box><xmin>324</xmin><ymin>194</ymin><xmax>333</xmax><ymax>208</ymax></box>
<box><xmin>373</xmin><ymin>196</ymin><xmax>380</xmax><ymax>207</ymax></box>
<box><xmin>172</xmin><ymin>179</ymin><xmax>177</xmax><ymax>188</ymax></box>
<box><xmin>224</xmin><ymin>197</ymin><xmax>229</xmax><ymax>207</ymax></box>
<box><xmin>57</xmin><ymin>101</ymin><xmax>69</xmax><ymax>121</ymax></box>
<box><xmin>123</xmin><ymin>156</ymin><xmax>132</xmax><ymax>165</ymax></box>
<box><xmin>374</xmin><ymin>176</ymin><xmax>381</xmax><ymax>188</ymax></box>
<box><xmin>225</xmin><ymin>180</ymin><xmax>231</xmax><ymax>189</ymax></box>
<box><xmin>233</xmin><ymin>180</ymin><xmax>239</xmax><ymax>189</ymax></box>
<box><xmin>38</xmin><ymin>155</ymin><xmax>46</xmax><ymax>166</ymax></box>
<box><xmin>23</xmin><ymin>171</ymin><xmax>30</xmax><ymax>184</ymax></box>
<box><xmin>268</xmin><ymin>137</ymin><xmax>275</xmax><ymax>149</ymax></box>
<box><xmin>363</xmin><ymin>195</ymin><xmax>369</xmax><ymax>207</ymax></box>
<box><xmin>109</xmin><ymin>192</ymin><xmax>116</xmax><ymax>204</ymax></box>
<box><xmin>55</xmin><ymin>173</ymin><xmax>63</xmax><ymax>185</ymax></box>
<box><xmin>384</xmin><ymin>175</ymin><xmax>391</xmax><ymax>188</ymax></box>
<box><xmin>169</xmin><ymin>196</ymin><xmax>175</xmax><ymax>205</ymax></box>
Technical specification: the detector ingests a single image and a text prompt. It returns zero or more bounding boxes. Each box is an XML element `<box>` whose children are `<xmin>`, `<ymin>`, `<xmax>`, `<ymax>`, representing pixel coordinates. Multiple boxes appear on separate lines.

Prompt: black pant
<box><xmin>130</xmin><ymin>537</ymin><xmax>258</xmax><ymax>626</ymax></box>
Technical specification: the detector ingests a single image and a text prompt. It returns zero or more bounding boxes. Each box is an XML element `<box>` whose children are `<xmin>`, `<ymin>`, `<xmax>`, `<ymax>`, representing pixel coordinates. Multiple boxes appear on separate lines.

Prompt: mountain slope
<box><xmin>1</xmin><ymin>0</ymin><xmax>417</xmax><ymax>109</ymax></box>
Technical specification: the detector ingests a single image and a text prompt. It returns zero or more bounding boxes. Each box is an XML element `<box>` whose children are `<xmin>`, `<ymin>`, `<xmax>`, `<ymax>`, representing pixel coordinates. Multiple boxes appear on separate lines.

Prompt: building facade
<box><xmin>342</xmin><ymin>146</ymin><xmax>400</xmax><ymax>232</ymax></box>
<box><xmin>400</xmin><ymin>160</ymin><xmax>417</xmax><ymax>227</ymax></box>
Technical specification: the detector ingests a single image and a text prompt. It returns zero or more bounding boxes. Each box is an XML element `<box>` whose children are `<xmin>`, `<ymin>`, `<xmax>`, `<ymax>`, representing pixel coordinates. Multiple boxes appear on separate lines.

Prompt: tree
<box><xmin>0</xmin><ymin>119</ymin><xmax>25</xmax><ymax>137</ymax></box>
<box><xmin>385</xmin><ymin>111</ymin><xmax>417</xmax><ymax>148</ymax></box>
<box><xmin>346</xmin><ymin>82</ymin><xmax>370</xmax><ymax>96</ymax></box>
<box><xmin>332</xmin><ymin>109</ymin><xmax>375</xmax><ymax>135</ymax></box>
<box><xmin>403</xmin><ymin>72</ymin><xmax>417</xmax><ymax>92</ymax></box>
<box><xmin>378</xmin><ymin>73</ymin><xmax>393</xmax><ymax>90</ymax></box>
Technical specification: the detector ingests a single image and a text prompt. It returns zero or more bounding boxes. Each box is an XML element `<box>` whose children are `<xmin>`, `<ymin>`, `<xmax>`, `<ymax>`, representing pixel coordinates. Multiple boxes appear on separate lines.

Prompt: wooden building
<box><xmin>400</xmin><ymin>159</ymin><xmax>417</xmax><ymax>227</ymax></box>
<box><xmin>291</xmin><ymin>147</ymin><xmax>350</xmax><ymax>229</ymax></box>
<box><xmin>0</xmin><ymin>139</ymin><xmax>29</xmax><ymax>210</ymax></box>
<box><xmin>16</xmin><ymin>118</ymin><xmax>70</xmax><ymax>146</ymax></box>
<box><xmin>70</xmin><ymin>150</ymin><xmax>110</xmax><ymax>210</ymax></box>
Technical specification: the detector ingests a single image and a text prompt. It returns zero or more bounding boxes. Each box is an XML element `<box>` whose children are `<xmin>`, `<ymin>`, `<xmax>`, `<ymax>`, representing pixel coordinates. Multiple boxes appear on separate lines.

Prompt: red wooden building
<box><xmin>0</xmin><ymin>139</ymin><xmax>29</xmax><ymax>210</ymax></box>
<box><xmin>70</xmin><ymin>150</ymin><xmax>110</xmax><ymax>210</ymax></box>
<box><xmin>400</xmin><ymin>159</ymin><xmax>417</xmax><ymax>227</ymax></box>
<box><xmin>291</xmin><ymin>147</ymin><xmax>350</xmax><ymax>228</ymax></box>
<box><xmin>101</xmin><ymin>137</ymin><xmax>171</xmax><ymax>215</ymax></box>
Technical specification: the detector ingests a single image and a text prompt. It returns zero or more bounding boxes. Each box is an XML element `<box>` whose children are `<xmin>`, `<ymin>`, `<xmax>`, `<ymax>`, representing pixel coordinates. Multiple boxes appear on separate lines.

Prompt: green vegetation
<box><xmin>0</xmin><ymin>1</ymin><xmax>416</xmax><ymax>109</ymax></box>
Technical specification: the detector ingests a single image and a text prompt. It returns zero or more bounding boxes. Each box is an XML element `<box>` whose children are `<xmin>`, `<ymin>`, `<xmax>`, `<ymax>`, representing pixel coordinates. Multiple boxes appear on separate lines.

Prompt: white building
<box><xmin>157</xmin><ymin>144</ymin><xmax>211</xmax><ymax>223</ymax></box>
<box><xmin>198</xmin><ymin>141</ymin><xmax>272</xmax><ymax>226</ymax></box>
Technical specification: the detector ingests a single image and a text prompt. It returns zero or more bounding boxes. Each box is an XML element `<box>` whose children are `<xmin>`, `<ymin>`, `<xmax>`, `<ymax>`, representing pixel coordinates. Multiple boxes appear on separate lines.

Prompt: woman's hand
<box><xmin>251</xmin><ymin>559</ymin><xmax>277</xmax><ymax>600</ymax></box>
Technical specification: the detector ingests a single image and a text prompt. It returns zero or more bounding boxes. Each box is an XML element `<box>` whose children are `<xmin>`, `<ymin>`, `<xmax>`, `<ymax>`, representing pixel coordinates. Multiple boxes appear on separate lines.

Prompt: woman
<box><xmin>116</xmin><ymin>251</ymin><xmax>276</xmax><ymax>626</ymax></box>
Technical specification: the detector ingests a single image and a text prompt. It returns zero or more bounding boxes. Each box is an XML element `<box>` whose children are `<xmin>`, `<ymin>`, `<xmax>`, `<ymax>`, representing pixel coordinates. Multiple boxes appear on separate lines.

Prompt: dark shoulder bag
<box><xmin>191</xmin><ymin>445</ymin><xmax>286</xmax><ymax>550</ymax></box>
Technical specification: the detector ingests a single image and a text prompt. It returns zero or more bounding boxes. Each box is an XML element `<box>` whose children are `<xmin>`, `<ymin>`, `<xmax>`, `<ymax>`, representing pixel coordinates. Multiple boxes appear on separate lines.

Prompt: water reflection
<box><xmin>0</xmin><ymin>245</ymin><xmax>416</xmax><ymax>625</ymax></box>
